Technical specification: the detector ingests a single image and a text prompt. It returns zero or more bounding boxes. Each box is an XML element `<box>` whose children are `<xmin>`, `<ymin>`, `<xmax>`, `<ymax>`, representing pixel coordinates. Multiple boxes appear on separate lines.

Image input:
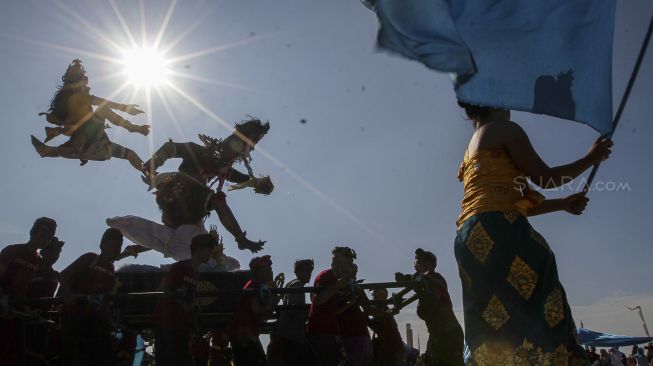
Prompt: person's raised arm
<box><xmin>225</xmin><ymin>168</ymin><xmax>250</xmax><ymax>184</ymax></box>
<box><xmin>89</xmin><ymin>95</ymin><xmax>143</xmax><ymax>116</ymax></box>
<box><xmin>503</xmin><ymin>122</ymin><xmax>612</xmax><ymax>188</ymax></box>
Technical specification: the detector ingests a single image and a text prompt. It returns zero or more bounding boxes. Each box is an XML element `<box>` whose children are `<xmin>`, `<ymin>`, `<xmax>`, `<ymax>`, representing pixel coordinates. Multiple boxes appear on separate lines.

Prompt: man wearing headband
<box><xmin>58</xmin><ymin>228</ymin><xmax>123</xmax><ymax>366</ymax></box>
<box><xmin>272</xmin><ymin>259</ymin><xmax>315</xmax><ymax>366</ymax></box>
<box><xmin>154</xmin><ymin>234</ymin><xmax>215</xmax><ymax>366</ymax></box>
<box><xmin>412</xmin><ymin>248</ymin><xmax>464</xmax><ymax>366</ymax></box>
<box><xmin>228</xmin><ymin>255</ymin><xmax>278</xmax><ymax>366</ymax></box>
<box><xmin>0</xmin><ymin>217</ymin><xmax>56</xmax><ymax>365</ymax></box>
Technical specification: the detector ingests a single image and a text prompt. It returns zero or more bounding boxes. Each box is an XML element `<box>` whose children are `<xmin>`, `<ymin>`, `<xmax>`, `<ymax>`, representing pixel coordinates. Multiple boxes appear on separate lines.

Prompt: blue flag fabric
<box><xmin>578</xmin><ymin>327</ymin><xmax>653</xmax><ymax>347</ymax></box>
<box><xmin>368</xmin><ymin>0</ymin><xmax>617</xmax><ymax>135</ymax></box>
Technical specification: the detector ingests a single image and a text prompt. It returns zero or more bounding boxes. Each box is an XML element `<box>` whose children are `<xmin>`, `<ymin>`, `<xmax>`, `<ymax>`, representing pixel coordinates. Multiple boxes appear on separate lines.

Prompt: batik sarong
<box><xmin>454</xmin><ymin>211</ymin><xmax>588</xmax><ymax>366</ymax></box>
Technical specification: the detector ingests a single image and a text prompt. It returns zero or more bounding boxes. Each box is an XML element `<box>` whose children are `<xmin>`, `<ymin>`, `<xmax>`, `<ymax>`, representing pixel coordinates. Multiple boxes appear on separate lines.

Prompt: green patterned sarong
<box><xmin>454</xmin><ymin>211</ymin><xmax>588</xmax><ymax>366</ymax></box>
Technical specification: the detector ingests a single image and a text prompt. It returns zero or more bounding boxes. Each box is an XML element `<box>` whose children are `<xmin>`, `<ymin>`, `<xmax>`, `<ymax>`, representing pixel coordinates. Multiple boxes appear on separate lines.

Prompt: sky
<box><xmin>0</xmin><ymin>0</ymin><xmax>652</xmax><ymax>347</ymax></box>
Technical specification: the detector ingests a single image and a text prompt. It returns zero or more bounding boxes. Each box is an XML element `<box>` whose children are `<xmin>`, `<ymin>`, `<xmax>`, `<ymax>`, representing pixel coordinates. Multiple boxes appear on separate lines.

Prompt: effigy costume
<box><xmin>108</xmin><ymin>120</ymin><xmax>272</xmax><ymax>262</ymax></box>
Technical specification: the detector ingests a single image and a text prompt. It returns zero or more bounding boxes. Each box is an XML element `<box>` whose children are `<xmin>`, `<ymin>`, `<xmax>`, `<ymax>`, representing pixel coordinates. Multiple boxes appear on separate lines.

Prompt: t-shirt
<box><xmin>277</xmin><ymin>278</ymin><xmax>309</xmax><ymax>342</ymax></box>
<box><xmin>27</xmin><ymin>266</ymin><xmax>59</xmax><ymax>299</ymax></box>
<box><xmin>337</xmin><ymin>300</ymin><xmax>369</xmax><ymax>337</ymax></box>
<box><xmin>61</xmin><ymin>253</ymin><xmax>115</xmax><ymax>295</ymax></box>
<box><xmin>0</xmin><ymin>244</ymin><xmax>41</xmax><ymax>297</ymax></box>
<box><xmin>228</xmin><ymin>280</ymin><xmax>264</xmax><ymax>338</ymax></box>
<box><xmin>155</xmin><ymin>259</ymin><xmax>199</xmax><ymax>330</ymax></box>
<box><xmin>416</xmin><ymin>272</ymin><xmax>458</xmax><ymax>331</ymax></box>
<box><xmin>373</xmin><ymin>308</ymin><xmax>404</xmax><ymax>357</ymax></box>
<box><xmin>307</xmin><ymin>269</ymin><xmax>340</xmax><ymax>336</ymax></box>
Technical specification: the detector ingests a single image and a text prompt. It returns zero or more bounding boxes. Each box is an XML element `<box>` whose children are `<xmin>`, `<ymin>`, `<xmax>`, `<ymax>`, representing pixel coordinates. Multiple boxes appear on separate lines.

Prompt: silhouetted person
<box><xmin>154</xmin><ymin>234</ymin><xmax>216</xmax><ymax>366</ymax></box>
<box><xmin>0</xmin><ymin>217</ymin><xmax>57</xmax><ymax>366</ymax></box>
<box><xmin>307</xmin><ymin>246</ymin><xmax>357</xmax><ymax>366</ymax></box>
<box><xmin>58</xmin><ymin>228</ymin><xmax>123</xmax><ymax>366</ymax></box>
<box><xmin>228</xmin><ymin>255</ymin><xmax>279</xmax><ymax>366</ymax></box>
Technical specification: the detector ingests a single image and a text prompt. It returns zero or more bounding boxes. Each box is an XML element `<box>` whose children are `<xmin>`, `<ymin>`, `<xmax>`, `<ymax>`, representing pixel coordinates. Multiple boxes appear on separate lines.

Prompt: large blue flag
<box><xmin>366</xmin><ymin>0</ymin><xmax>617</xmax><ymax>135</ymax></box>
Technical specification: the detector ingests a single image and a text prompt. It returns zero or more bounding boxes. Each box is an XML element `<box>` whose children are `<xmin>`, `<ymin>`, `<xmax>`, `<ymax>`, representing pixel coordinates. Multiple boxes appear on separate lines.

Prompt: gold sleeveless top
<box><xmin>457</xmin><ymin>149</ymin><xmax>544</xmax><ymax>227</ymax></box>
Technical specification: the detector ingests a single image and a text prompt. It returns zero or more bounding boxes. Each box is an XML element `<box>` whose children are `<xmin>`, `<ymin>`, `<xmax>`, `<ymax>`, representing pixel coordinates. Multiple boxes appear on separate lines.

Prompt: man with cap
<box><xmin>307</xmin><ymin>246</ymin><xmax>357</xmax><ymax>366</ymax></box>
<box><xmin>228</xmin><ymin>255</ymin><xmax>278</xmax><ymax>366</ymax></box>
<box><xmin>410</xmin><ymin>248</ymin><xmax>464</xmax><ymax>366</ymax></box>
<box><xmin>270</xmin><ymin>258</ymin><xmax>315</xmax><ymax>366</ymax></box>
<box><xmin>58</xmin><ymin>227</ymin><xmax>124</xmax><ymax>366</ymax></box>
<box><xmin>0</xmin><ymin>217</ymin><xmax>57</xmax><ymax>366</ymax></box>
<box><xmin>154</xmin><ymin>233</ymin><xmax>216</xmax><ymax>366</ymax></box>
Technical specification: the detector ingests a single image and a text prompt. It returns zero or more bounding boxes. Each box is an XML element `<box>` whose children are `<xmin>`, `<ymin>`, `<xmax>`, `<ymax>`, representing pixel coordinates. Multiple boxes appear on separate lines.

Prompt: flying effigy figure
<box><xmin>32</xmin><ymin>59</ymin><xmax>150</xmax><ymax>169</ymax></box>
<box><xmin>108</xmin><ymin>118</ymin><xmax>274</xmax><ymax>261</ymax></box>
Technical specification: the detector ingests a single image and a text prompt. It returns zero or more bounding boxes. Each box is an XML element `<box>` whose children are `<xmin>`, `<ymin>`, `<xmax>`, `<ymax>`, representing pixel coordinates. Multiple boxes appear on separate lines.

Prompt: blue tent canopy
<box><xmin>578</xmin><ymin>327</ymin><xmax>653</xmax><ymax>347</ymax></box>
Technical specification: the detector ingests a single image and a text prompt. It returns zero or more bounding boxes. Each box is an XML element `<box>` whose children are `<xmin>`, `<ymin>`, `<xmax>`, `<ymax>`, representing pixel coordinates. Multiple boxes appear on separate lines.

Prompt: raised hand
<box><xmin>124</xmin><ymin>104</ymin><xmax>144</xmax><ymax>116</ymax></box>
<box><xmin>134</xmin><ymin>124</ymin><xmax>150</xmax><ymax>136</ymax></box>
<box><xmin>236</xmin><ymin>237</ymin><xmax>266</xmax><ymax>253</ymax></box>
<box><xmin>274</xmin><ymin>273</ymin><xmax>285</xmax><ymax>289</ymax></box>
<box><xmin>586</xmin><ymin>138</ymin><xmax>613</xmax><ymax>165</ymax></box>
<box><xmin>209</xmin><ymin>224</ymin><xmax>219</xmax><ymax>239</ymax></box>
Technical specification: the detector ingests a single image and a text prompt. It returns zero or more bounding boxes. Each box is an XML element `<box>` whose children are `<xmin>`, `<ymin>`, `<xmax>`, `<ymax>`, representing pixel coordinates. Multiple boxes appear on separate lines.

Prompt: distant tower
<box><xmin>406</xmin><ymin>323</ymin><xmax>414</xmax><ymax>348</ymax></box>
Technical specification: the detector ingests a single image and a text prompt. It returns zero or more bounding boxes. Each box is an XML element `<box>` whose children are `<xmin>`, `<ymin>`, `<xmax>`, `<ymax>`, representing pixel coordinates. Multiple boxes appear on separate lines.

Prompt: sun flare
<box><xmin>121</xmin><ymin>47</ymin><xmax>170</xmax><ymax>87</ymax></box>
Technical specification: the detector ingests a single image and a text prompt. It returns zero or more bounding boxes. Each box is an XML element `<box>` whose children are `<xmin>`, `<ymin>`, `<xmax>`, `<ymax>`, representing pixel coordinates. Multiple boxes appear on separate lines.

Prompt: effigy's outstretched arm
<box><xmin>90</xmin><ymin>95</ymin><xmax>144</xmax><ymax>115</ymax></box>
<box><xmin>209</xmin><ymin>192</ymin><xmax>265</xmax><ymax>253</ymax></box>
<box><xmin>94</xmin><ymin>106</ymin><xmax>150</xmax><ymax>136</ymax></box>
<box><xmin>225</xmin><ymin>168</ymin><xmax>275</xmax><ymax>195</ymax></box>
<box><xmin>225</xmin><ymin>168</ymin><xmax>250</xmax><ymax>184</ymax></box>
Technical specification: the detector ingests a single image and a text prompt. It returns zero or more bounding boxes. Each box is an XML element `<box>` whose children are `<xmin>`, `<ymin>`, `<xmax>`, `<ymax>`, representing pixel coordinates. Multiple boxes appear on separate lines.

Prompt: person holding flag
<box><xmin>454</xmin><ymin>102</ymin><xmax>612</xmax><ymax>364</ymax></box>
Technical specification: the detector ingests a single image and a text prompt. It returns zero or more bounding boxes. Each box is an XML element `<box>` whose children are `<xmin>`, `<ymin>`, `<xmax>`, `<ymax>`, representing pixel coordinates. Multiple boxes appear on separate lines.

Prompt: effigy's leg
<box><xmin>31</xmin><ymin>131</ymin><xmax>86</xmax><ymax>159</ymax></box>
<box><xmin>106</xmin><ymin>216</ymin><xmax>173</xmax><ymax>255</ymax></box>
<box><xmin>110</xmin><ymin>142</ymin><xmax>143</xmax><ymax>171</ymax></box>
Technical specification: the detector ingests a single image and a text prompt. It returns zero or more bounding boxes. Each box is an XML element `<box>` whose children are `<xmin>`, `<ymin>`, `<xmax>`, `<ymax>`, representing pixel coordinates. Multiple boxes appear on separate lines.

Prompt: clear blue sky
<box><xmin>0</xmin><ymin>0</ymin><xmax>651</xmax><ymax>342</ymax></box>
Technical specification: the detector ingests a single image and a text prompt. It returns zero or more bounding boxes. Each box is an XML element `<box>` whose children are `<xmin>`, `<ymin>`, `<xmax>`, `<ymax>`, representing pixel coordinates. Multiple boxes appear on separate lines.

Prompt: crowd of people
<box><xmin>0</xmin><ymin>217</ymin><xmax>466</xmax><ymax>366</ymax></box>
<box><xmin>584</xmin><ymin>344</ymin><xmax>653</xmax><ymax>366</ymax></box>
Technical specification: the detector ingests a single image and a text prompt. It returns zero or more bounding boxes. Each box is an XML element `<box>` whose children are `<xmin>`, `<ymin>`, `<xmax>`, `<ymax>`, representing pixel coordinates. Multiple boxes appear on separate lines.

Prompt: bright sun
<box><xmin>122</xmin><ymin>47</ymin><xmax>170</xmax><ymax>87</ymax></box>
